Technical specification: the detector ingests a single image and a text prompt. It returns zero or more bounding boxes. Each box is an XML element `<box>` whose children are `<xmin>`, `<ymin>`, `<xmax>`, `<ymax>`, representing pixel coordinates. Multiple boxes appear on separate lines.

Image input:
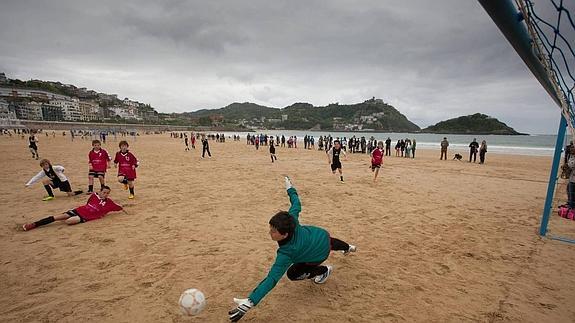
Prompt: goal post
<box><xmin>478</xmin><ymin>0</ymin><xmax>575</xmax><ymax>243</ymax></box>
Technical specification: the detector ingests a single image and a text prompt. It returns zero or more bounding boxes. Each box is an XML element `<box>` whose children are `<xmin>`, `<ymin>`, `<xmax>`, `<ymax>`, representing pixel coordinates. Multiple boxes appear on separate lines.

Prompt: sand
<box><xmin>1</xmin><ymin>133</ymin><xmax>575</xmax><ymax>323</ymax></box>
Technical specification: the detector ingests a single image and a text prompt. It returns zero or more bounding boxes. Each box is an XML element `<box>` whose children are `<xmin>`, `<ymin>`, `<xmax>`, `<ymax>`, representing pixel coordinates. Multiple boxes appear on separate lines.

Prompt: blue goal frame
<box><xmin>478</xmin><ymin>0</ymin><xmax>575</xmax><ymax>244</ymax></box>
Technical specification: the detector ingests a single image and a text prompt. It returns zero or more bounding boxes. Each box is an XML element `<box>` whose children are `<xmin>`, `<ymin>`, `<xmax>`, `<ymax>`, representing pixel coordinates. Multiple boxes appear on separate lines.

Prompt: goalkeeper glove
<box><xmin>285</xmin><ymin>176</ymin><xmax>293</xmax><ymax>190</ymax></box>
<box><xmin>228</xmin><ymin>298</ymin><xmax>253</xmax><ymax>322</ymax></box>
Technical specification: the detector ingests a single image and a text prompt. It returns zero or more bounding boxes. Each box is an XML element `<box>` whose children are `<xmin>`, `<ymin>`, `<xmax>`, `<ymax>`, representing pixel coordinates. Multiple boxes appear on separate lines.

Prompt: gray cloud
<box><xmin>0</xmin><ymin>0</ymin><xmax>571</xmax><ymax>133</ymax></box>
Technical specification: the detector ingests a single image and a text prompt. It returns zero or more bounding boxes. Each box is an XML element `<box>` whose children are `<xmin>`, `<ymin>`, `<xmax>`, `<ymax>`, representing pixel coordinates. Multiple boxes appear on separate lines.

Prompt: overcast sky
<box><xmin>0</xmin><ymin>0</ymin><xmax>572</xmax><ymax>134</ymax></box>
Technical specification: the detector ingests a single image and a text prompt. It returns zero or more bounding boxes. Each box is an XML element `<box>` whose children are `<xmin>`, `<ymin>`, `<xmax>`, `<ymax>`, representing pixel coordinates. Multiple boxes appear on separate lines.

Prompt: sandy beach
<box><xmin>1</xmin><ymin>133</ymin><xmax>574</xmax><ymax>322</ymax></box>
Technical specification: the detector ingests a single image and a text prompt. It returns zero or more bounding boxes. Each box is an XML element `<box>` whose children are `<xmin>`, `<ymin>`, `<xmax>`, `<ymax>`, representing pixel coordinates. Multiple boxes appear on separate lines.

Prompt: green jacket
<box><xmin>248</xmin><ymin>187</ymin><xmax>330</xmax><ymax>305</ymax></box>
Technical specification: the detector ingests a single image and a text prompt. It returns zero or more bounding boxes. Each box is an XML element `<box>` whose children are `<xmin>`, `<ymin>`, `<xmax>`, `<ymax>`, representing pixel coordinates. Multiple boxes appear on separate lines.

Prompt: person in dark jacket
<box><xmin>469</xmin><ymin>138</ymin><xmax>479</xmax><ymax>163</ymax></box>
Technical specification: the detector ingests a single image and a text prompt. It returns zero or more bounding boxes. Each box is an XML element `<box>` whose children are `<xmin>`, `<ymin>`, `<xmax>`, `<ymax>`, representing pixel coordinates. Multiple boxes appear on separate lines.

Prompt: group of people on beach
<box><xmin>19</xmin><ymin>131</ymin><xmax>141</xmax><ymax>231</ymax></box>
<box><xmin>12</xmin><ymin>129</ymin><xmax>505</xmax><ymax>321</ymax></box>
<box><xmin>439</xmin><ymin>137</ymin><xmax>488</xmax><ymax>164</ymax></box>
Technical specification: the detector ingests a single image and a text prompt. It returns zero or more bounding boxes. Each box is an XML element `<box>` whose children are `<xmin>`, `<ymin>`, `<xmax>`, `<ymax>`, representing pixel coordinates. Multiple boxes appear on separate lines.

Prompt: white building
<box><xmin>109</xmin><ymin>106</ymin><xmax>141</xmax><ymax>120</ymax></box>
<box><xmin>26</xmin><ymin>101</ymin><xmax>43</xmax><ymax>120</ymax></box>
<box><xmin>0</xmin><ymin>99</ymin><xmax>16</xmax><ymax>120</ymax></box>
<box><xmin>50</xmin><ymin>98</ymin><xmax>81</xmax><ymax>121</ymax></box>
<box><xmin>123</xmin><ymin>98</ymin><xmax>139</xmax><ymax>108</ymax></box>
<box><xmin>79</xmin><ymin>100</ymin><xmax>101</xmax><ymax>121</ymax></box>
<box><xmin>281</xmin><ymin>114</ymin><xmax>288</xmax><ymax>121</ymax></box>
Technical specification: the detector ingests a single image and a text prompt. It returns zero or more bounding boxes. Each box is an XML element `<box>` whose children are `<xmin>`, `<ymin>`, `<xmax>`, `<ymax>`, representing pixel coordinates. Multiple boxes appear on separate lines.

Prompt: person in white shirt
<box><xmin>25</xmin><ymin>159</ymin><xmax>83</xmax><ymax>201</ymax></box>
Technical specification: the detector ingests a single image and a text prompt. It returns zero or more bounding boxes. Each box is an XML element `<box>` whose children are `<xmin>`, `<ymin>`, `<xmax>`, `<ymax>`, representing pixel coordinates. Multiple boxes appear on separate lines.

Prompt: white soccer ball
<box><xmin>179</xmin><ymin>288</ymin><xmax>206</xmax><ymax>316</ymax></box>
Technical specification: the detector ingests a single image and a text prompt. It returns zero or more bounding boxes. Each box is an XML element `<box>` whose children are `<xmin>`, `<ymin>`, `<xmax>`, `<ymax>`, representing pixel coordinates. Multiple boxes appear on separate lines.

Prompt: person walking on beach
<box><xmin>469</xmin><ymin>138</ymin><xmax>479</xmax><ymax>163</ymax></box>
<box><xmin>228</xmin><ymin>177</ymin><xmax>356</xmax><ymax>322</ymax></box>
<box><xmin>440</xmin><ymin>137</ymin><xmax>449</xmax><ymax>160</ymax></box>
<box><xmin>184</xmin><ymin>134</ymin><xmax>190</xmax><ymax>151</ymax></box>
<box><xmin>201</xmin><ymin>135</ymin><xmax>212</xmax><ymax>158</ymax></box>
<box><xmin>370</xmin><ymin>141</ymin><xmax>384</xmax><ymax>182</ymax></box>
<box><xmin>26</xmin><ymin>159</ymin><xmax>83</xmax><ymax>201</ymax></box>
<box><xmin>411</xmin><ymin>139</ymin><xmax>416</xmax><ymax>158</ymax></box>
<box><xmin>385</xmin><ymin>137</ymin><xmax>391</xmax><ymax>156</ymax></box>
<box><xmin>28</xmin><ymin>131</ymin><xmax>39</xmax><ymax>160</ymax></box>
<box><xmin>400</xmin><ymin>139</ymin><xmax>405</xmax><ymax>157</ymax></box>
<box><xmin>191</xmin><ymin>134</ymin><xmax>196</xmax><ymax>149</ymax></box>
<box><xmin>405</xmin><ymin>140</ymin><xmax>411</xmax><ymax>158</ymax></box>
<box><xmin>327</xmin><ymin>140</ymin><xmax>347</xmax><ymax>183</ymax></box>
<box><xmin>270</xmin><ymin>140</ymin><xmax>277</xmax><ymax>163</ymax></box>
<box><xmin>395</xmin><ymin>140</ymin><xmax>400</xmax><ymax>157</ymax></box>
<box><xmin>479</xmin><ymin>140</ymin><xmax>487</xmax><ymax>164</ymax></box>
<box><xmin>21</xmin><ymin>186</ymin><xmax>125</xmax><ymax>231</ymax></box>
<box><xmin>113</xmin><ymin>141</ymin><xmax>138</xmax><ymax>199</ymax></box>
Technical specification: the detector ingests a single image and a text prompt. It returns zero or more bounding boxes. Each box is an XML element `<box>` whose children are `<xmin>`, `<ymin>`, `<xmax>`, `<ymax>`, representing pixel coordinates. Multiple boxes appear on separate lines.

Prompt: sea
<box><xmin>221</xmin><ymin>130</ymin><xmax>567</xmax><ymax>157</ymax></box>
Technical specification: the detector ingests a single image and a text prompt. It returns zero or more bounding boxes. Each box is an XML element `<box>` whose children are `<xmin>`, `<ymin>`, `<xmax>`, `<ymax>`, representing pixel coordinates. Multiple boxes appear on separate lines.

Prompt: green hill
<box><xmin>422</xmin><ymin>113</ymin><xmax>526</xmax><ymax>135</ymax></box>
<box><xmin>188</xmin><ymin>98</ymin><xmax>421</xmax><ymax>132</ymax></box>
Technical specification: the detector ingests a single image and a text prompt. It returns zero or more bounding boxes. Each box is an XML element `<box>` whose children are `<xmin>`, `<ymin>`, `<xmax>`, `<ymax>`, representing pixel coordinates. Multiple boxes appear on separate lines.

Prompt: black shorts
<box><xmin>65</xmin><ymin>209</ymin><xmax>85</xmax><ymax>223</ymax></box>
<box><xmin>118</xmin><ymin>174</ymin><xmax>135</xmax><ymax>181</ymax></box>
<box><xmin>51</xmin><ymin>180</ymin><xmax>72</xmax><ymax>192</ymax></box>
<box><xmin>371</xmin><ymin>164</ymin><xmax>381</xmax><ymax>170</ymax></box>
<box><xmin>331</xmin><ymin>162</ymin><xmax>342</xmax><ymax>171</ymax></box>
<box><xmin>89</xmin><ymin>171</ymin><xmax>106</xmax><ymax>178</ymax></box>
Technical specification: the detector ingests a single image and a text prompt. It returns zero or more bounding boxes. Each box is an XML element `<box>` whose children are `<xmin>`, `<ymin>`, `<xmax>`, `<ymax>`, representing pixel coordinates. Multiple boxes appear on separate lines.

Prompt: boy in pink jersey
<box><xmin>21</xmin><ymin>186</ymin><xmax>125</xmax><ymax>231</ymax></box>
<box><xmin>113</xmin><ymin>140</ymin><xmax>139</xmax><ymax>199</ymax></box>
<box><xmin>370</xmin><ymin>141</ymin><xmax>384</xmax><ymax>182</ymax></box>
<box><xmin>87</xmin><ymin>139</ymin><xmax>111</xmax><ymax>194</ymax></box>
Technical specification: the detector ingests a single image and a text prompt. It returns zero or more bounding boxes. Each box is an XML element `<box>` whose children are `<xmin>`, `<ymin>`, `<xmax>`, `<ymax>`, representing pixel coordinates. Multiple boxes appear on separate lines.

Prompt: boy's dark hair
<box><xmin>334</xmin><ymin>140</ymin><xmax>340</xmax><ymax>144</ymax></box>
<box><xmin>101</xmin><ymin>185</ymin><xmax>111</xmax><ymax>191</ymax></box>
<box><xmin>92</xmin><ymin>139</ymin><xmax>101</xmax><ymax>145</ymax></box>
<box><xmin>119</xmin><ymin>140</ymin><xmax>129</xmax><ymax>148</ymax></box>
<box><xmin>269</xmin><ymin>211</ymin><xmax>296</xmax><ymax>236</ymax></box>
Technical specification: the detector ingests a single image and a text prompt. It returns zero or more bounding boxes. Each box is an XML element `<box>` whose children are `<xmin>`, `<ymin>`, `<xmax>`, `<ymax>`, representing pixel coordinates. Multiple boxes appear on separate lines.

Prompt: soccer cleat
<box><xmin>123</xmin><ymin>183</ymin><xmax>129</xmax><ymax>190</ymax></box>
<box><xmin>22</xmin><ymin>223</ymin><xmax>36</xmax><ymax>231</ymax></box>
<box><xmin>42</xmin><ymin>196</ymin><xmax>55</xmax><ymax>201</ymax></box>
<box><xmin>128</xmin><ymin>194</ymin><xmax>135</xmax><ymax>199</ymax></box>
<box><xmin>343</xmin><ymin>245</ymin><xmax>357</xmax><ymax>255</ymax></box>
<box><xmin>314</xmin><ymin>265</ymin><xmax>333</xmax><ymax>284</ymax></box>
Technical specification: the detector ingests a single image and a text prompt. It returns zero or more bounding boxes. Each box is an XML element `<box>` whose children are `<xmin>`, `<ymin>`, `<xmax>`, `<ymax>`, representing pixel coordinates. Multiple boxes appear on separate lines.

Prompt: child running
<box><xmin>21</xmin><ymin>186</ymin><xmax>125</xmax><ymax>231</ymax></box>
<box><xmin>370</xmin><ymin>141</ymin><xmax>384</xmax><ymax>182</ymax></box>
<box><xmin>25</xmin><ymin>159</ymin><xmax>83</xmax><ymax>201</ymax></box>
<box><xmin>28</xmin><ymin>132</ymin><xmax>39</xmax><ymax>160</ymax></box>
<box><xmin>326</xmin><ymin>140</ymin><xmax>347</xmax><ymax>183</ymax></box>
<box><xmin>113</xmin><ymin>140</ymin><xmax>139</xmax><ymax>199</ymax></box>
<box><xmin>269</xmin><ymin>140</ymin><xmax>277</xmax><ymax>162</ymax></box>
<box><xmin>87</xmin><ymin>139</ymin><xmax>111</xmax><ymax>194</ymax></box>
<box><xmin>184</xmin><ymin>135</ymin><xmax>190</xmax><ymax>151</ymax></box>
<box><xmin>228</xmin><ymin>177</ymin><xmax>356</xmax><ymax>322</ymax></box>
<box><xmin>201</xmin><ymin>135</ymin><xmax>212</xmax><ymax>158</ymax></box>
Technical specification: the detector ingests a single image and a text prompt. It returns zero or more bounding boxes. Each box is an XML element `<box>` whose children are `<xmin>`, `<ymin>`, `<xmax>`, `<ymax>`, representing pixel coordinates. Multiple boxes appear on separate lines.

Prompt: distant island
<box><xmin>421</xmin><ymin>113</ymin><xmax>527</xmax><ymax>135</ymax></box>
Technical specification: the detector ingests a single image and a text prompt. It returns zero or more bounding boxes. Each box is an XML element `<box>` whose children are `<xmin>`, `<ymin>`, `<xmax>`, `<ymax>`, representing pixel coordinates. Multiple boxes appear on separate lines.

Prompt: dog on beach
<box><xmin>453</xmin><ymin>153</ymin><xmax>463</xmax><ymax>161</ymax></box>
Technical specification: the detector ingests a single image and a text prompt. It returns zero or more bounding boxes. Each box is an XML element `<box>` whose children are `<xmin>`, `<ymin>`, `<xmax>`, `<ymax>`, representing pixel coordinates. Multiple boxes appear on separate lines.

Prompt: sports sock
<box><xmin>100</xmin><ymin>183</ymin><xmax>105</xmax><ymax>190</ymax></box>
<box><xmin>44</xmin><ymin>185</ymin><xmax>54</xmax><ymax>197</ymax></box>
<box><xmin>129</xmin><ymin>187</ymin><xmax>134</xmax><ymax>195</ymax></box>
<box><xmin>88</xmin><ymin>185</ymin><xmax>93</xmax><ymax>192</ymax></box>
<box><xmin>34</xmin><ymin>216</ymin><xmax>55</xmax><ymax>227</ymax></box>
<box><xmin>340</xmin><ymin>176</ymin><xmax>344</xmax><ymax>181</ymax></box>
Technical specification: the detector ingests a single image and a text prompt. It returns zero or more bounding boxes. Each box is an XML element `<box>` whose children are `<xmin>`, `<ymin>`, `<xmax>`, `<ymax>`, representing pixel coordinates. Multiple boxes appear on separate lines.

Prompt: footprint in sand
<box><xmin>433</xmin><ymin>263</ymin><xmax>451</xmax><ymax>275</ymax></box>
